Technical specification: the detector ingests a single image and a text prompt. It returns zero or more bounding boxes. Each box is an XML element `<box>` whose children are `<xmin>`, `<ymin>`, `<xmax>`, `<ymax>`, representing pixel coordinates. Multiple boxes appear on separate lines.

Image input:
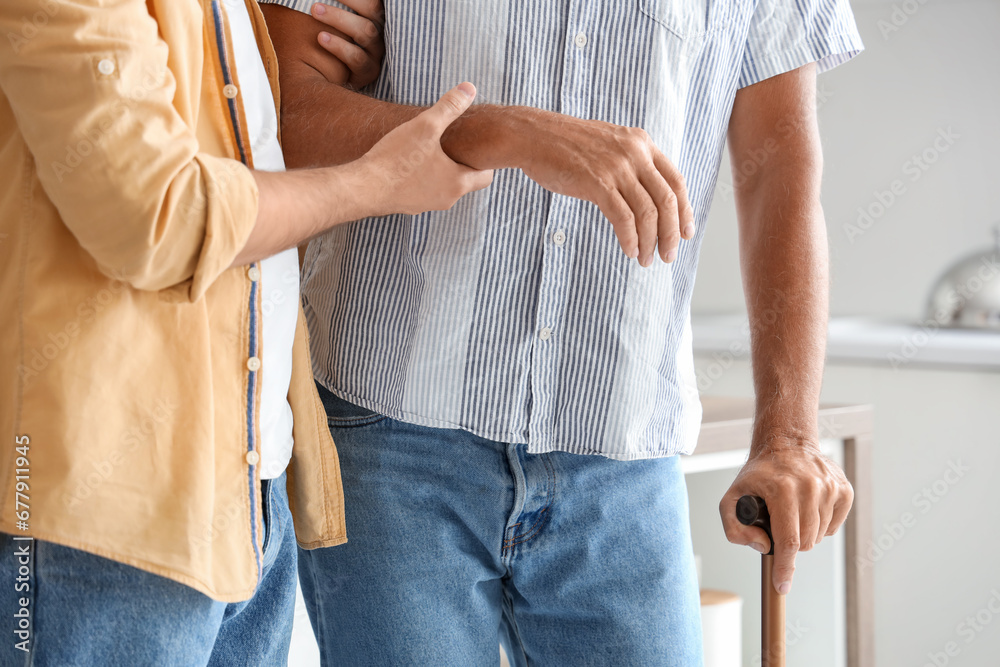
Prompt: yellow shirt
<box><xmin>0</xmin><ymin>0</ymin><xmax>346</xmax><ymax>602</ymax></box>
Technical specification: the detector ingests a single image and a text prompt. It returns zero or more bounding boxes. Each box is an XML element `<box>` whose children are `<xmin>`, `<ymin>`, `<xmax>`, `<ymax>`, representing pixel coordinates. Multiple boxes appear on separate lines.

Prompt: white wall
<box><xmin>692</xmin><ymin>0</ymin><xmax>1000</xmax><ymax>321</ymax></box>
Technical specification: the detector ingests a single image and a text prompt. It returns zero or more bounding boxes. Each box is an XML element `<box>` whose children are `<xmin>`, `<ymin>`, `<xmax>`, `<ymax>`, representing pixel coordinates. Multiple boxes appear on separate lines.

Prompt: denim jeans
<box><xmin>300</xmin><ymin>384</ymin><xmax>704</xmax><ymax>666</ymax></box>
<box><xmin>0</xmin><ymin>473</ymin><xmax>296</xmax><ymax>667</ymax></box>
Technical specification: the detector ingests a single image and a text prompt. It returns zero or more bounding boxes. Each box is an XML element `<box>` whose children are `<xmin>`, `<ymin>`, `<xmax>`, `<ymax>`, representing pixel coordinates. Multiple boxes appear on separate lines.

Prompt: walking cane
<box><xmin>737</xmin><ymin>495</ymin><xmax>785</xmax><ymax>667</ymax></box>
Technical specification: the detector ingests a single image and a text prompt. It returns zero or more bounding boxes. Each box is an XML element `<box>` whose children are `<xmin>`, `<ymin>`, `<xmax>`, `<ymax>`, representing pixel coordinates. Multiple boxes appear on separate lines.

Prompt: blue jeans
<box><xmin>0</xmin><ymin>474</ymin><xmax>296</xmax><ymax>667</ymax></box>
<box><xmin>300</xmin><ymin>384</ymin><xmax>704</xmax><ymax>666</ymax></box>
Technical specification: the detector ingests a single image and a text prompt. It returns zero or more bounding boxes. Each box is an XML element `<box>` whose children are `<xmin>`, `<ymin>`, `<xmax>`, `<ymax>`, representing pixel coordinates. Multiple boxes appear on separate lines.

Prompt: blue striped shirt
<box><xmin>264</xmin><ymin>0</ymin><xmax>863</xmax><ymax>460</ymax></box>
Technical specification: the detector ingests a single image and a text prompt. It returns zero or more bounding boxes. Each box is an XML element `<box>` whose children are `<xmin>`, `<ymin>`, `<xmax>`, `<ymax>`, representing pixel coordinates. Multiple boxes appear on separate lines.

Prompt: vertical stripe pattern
<box><xmin>265</xmin><ymin>0</ymin><xmax>863</xmax><ymax>460</ymax></box>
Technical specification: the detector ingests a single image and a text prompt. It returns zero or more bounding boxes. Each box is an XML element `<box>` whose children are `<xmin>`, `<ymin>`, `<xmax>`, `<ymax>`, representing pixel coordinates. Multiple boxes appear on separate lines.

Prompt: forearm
<box><xmin>737</xmin><ymin>171</ymin><xmax>828</xmax><ymax>452</ymax></box>
<box><xmin>232</xmin><ymin>165</ymin><xmax>374</xmax><ymax>267</ymax></box>
<box><xmin>719</xmin><ymin>65</ymin><xmax>855</xmax><ymax>593</ymax></box>
<box><xmin>234</xmin><ymin>82</ymin><xmax>493</xmax><ymax>267</ymax></box>
<box><xmin>279</xmin><ymin>75</ymin><xmax>529</xmax><ymax>171</ymax></box>
<box><xmin>279</xmin><ymin>79</ymin><xmax>413</xmax><ymax>167</ymax></box>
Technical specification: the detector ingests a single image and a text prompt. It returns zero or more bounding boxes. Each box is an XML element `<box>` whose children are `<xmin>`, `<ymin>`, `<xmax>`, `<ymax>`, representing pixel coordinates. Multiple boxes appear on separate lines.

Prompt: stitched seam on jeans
<box><xmin>501</xmin><ymin>580</ymin><xmax>531</xmax><ymax>667</ymax></box>
<box><xmin>326</xmin><ymin>413</ymin><xmax>387</xmax><ymax>428</ymax></box>
<box><xmin>503</xmin><ymin>456</ymin><xmax>556</xmax><ymax>548</ymax></box>
<box><xmin>503</xmin><ymin>494</ymin><xmax>554</xmax><ymax>546</ymax></box>
<box><xmin>503</xmin><ymin>506</ymin><xmax>550</xmax><ymax>548</ymax></box>
<box><xmin>305</xmin><ymin>551</ymin><xmax>327</xmax><ymax>657</ymax></box>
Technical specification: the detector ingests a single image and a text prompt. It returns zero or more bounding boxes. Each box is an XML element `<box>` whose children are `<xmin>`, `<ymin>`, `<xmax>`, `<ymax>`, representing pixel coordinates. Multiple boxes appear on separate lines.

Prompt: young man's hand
<box><xmin>233</xmin><ymin>83</ymin><xmax>491</xmax><ymax>267</ymax></box>
<box><xmin>359</xmin><ymin>83</ymin><xmax>495</xmax><ymax>216</ymax></box>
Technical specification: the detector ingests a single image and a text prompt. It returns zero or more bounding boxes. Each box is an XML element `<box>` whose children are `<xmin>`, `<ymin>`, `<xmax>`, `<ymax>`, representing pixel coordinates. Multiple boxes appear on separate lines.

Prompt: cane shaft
<box><xmin>761</xmin><ymin>553</ymin><xmax>786</xmax><ymax>667</ymax></box>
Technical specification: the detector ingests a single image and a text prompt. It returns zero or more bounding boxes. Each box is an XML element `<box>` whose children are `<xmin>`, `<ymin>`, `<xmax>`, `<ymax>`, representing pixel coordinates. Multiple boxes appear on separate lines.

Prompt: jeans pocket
<box><xmin>260</xmin><ymin>478</ymin><xmax>274</xmax><ymax>556</ymax></box>
<box><xmin>261</xmin><ymin>475</ymin><xmax>292</xmax><ymax>568</ymax></box>
<box><xmin>316</xmin><ymin>382</ymin><xmax>388</xmax><ymax>428</ymax></box>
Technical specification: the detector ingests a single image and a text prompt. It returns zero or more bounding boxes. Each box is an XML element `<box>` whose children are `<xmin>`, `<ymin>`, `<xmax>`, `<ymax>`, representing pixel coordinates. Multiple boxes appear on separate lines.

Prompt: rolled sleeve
<box><xmin>738</xmin><ymin>0</ymin><xmax>864</xmax><ymax>89</ymax></box>
<box><xmin>0</xmin><ymin>0</ymin><xmax>259</xmax><ymax>300</ymax></box>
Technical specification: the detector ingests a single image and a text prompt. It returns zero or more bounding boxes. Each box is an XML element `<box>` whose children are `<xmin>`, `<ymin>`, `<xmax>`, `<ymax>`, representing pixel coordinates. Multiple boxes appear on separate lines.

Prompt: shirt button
<box><xmin>97</xmin><ymin>59</ymin><xmax>115</xmax><ymax>76</ymax></box>
<box><xmin>553</xmin><ymin>229</ymin><xmax>567</xmax><ymax>246</ymax></box>
<box><xmin>223</xmin><ymin>84</ymin><xmax>239</xmax><ymax>99</ymax></box>
<box><xmin>247</xmin><ymin>266</ymin><xmax>261</xmax><ymax>282</ymax></box>
<box><xmin>247</xmin><ymin>357</ymin><xmax>261</xmax><ymax>372</ymax></box>
<box><xmin>574</xmin><ymin>32</ymin><xmax>588</xmax><ymax>48</ymax></box>
<box><xmin>538</xmin><ymin>327</ymin><xmax>552</xmax><ymax>341</ymax></box>
<box><xmin>245</xmin><ymin>450</ymin><xmax>260</xmax><ymax>466</ymax></box>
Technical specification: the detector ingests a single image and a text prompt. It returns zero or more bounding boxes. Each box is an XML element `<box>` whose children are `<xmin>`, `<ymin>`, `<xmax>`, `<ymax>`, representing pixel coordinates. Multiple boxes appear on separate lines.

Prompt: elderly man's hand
<box><xmin>308</xmin><ymin>0</ymin><xmax>385</xmax><ymax>89</ymax></box>
<box><xmin>718</xmin><ymin>436</ymin><xmax>854</xmax><ymax>595</ymax></box>
<box><xmin>510</xmin><ymin>110</ymin><xmax>695</xmax><ymax>268</ymax></box>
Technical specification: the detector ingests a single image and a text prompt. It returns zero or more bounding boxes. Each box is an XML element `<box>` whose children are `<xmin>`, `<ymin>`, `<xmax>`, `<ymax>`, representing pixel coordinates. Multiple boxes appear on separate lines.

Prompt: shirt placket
<box><xmin>211</xmin><ymin>0</ymin><xmax>265</xmax><ymax>583</ymax></box>
<box><xmin>526</xmin><ymin>2</ymin><xmax>596</xmax><ymax>453</ymax></box>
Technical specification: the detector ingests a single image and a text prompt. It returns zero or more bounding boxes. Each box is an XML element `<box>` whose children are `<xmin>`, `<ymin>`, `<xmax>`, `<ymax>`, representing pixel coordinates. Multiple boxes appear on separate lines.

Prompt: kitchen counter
<box><xmin>692</xmin><ymin>314</ymin><xmax>1000</xmax><ymax>371</ymax></box>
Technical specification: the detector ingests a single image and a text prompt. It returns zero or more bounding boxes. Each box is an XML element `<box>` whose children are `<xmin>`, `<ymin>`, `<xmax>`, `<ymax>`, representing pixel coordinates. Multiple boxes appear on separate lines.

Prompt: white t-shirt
<box><xmin>226</xmin><ymin>0</ymin><xmax>298</xmax><ymax>480</ymax></box>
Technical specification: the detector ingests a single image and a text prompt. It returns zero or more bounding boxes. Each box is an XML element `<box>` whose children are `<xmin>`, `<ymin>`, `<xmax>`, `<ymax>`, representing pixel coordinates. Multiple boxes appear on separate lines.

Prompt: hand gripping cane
<box><xmin>737</xmin><ymin>495</ymin><xmax>785</xmax><ymax>667</ymax></box>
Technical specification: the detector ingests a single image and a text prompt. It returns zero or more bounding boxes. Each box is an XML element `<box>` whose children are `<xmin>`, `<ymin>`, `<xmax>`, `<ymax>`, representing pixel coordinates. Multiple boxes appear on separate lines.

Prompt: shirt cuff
<box><xmin>187</xmin><ymin>154</ymin><xmax>260</xmax><ymax>302</ymax></box>
<box><xmin>257</xmin><ymin>0</ymin><xmax>350</xmax><ymax>13</ymax></box>
<box><xmin>738</xmin><ymin>31</ymin><xmax>865</xmax><ymax>89</ymax></box>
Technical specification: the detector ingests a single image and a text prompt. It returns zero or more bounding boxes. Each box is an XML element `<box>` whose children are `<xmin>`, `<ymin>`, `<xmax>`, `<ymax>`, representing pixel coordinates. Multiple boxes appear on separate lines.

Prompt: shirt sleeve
<box><xmin>0</xmin><ymin>1</ymin><xmax>259</xmax><ymax>301</ymax></box>
<box><xmin>738</xmin><ymin>0</ymin><xmax>864</xmax><ymax>89</ymax></box>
